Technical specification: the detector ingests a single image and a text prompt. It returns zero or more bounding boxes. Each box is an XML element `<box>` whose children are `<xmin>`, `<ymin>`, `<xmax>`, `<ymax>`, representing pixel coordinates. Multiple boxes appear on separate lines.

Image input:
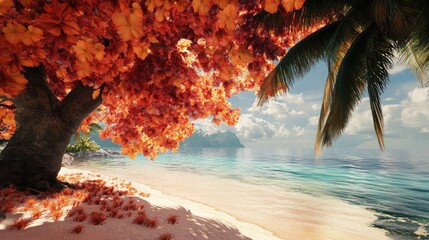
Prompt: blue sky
<box><xmin>195</xmin><ymin>61</ymin><xmax>429</xmax><ymax>150</ymax></box>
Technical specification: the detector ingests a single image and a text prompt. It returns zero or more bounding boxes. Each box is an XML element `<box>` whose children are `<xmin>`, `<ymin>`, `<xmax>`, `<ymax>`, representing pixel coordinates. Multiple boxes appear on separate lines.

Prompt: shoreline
<box><xmin>0</xmin><ymin>168</ymin><xmax>280</xmax><ymax>240</ymax></box>
<box><xmin>68</xmin><ymin>164</ymin><xmax>391</xmax><ymax>240</ymax></box>
<box><xmin>69</xmin><ymin>168</ymin><xmax>281</xmax><ymax>239</ymax></box>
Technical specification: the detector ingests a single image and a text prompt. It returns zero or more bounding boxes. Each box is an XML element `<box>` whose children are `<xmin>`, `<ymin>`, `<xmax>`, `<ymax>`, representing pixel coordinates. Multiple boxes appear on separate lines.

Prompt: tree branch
<box><xmin>24</xmin><ymin>65</ymin><xmax>59</xmax><ymax>103</ymax></box>
<box><xmin>0</xmin><ymin>104</ymin><xmax>16</xmax><ymax>110</ymax></box>
<box><xmin>13</xmin><ymin>65</ymin><xmax>60</xmax><ymax>110</ymax></box>
<box><xmin>60</xmin><ymin>82</ymin><xmax>104</xmax><ymax>128</ymax></box>
<box><xmin>0</xmin><ymin>96</ymin><xmax>13</xmax><ymax>102</ymax></box>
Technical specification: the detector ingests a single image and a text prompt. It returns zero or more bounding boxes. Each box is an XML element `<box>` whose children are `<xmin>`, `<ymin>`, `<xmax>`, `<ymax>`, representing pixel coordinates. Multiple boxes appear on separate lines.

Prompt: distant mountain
<box><xmin>89</xmin><ymin>128</ymin><xmax>244</xmax><ymax>150</ymax></box>
<box><xmin>180</xmin><ymin>129</ymin><xmax>244</xmax><ymax>148</ymax></box>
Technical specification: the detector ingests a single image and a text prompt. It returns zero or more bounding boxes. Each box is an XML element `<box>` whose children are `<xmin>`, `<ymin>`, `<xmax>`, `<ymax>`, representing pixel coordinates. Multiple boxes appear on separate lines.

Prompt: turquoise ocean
<box><xmin>74</xmin><ymin>148</ymin><xmax>429</xmax><ymax>239</ymax></box>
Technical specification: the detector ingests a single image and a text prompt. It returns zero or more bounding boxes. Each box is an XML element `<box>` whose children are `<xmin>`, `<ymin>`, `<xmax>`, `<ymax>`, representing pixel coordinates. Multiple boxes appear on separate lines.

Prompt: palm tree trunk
<box><xmin>0</xmin><ymin>65</ymin><xmax>103</xmax><ymax>191</ymax></box>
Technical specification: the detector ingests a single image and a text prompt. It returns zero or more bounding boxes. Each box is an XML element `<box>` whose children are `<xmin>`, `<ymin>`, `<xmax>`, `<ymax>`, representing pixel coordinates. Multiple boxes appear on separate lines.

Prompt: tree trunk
<box><xmin>0</xmin><ymin>65</ymin><xmax>103</xmax><ymax>191</ymax></box>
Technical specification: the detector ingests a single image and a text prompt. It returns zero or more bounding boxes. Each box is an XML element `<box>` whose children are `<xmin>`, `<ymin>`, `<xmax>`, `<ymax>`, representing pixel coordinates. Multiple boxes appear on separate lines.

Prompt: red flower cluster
<box><xmin>0</xmin><ymin>0</ymin><xmax>316</xmax><ymax>158</ymax></box>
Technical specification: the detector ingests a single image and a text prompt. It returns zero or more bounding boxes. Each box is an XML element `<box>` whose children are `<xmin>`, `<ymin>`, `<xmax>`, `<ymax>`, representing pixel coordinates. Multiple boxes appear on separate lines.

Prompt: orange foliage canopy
<box><xmin>0</xmin><ymin>0</ymin><xmax>308</xmax><ymax>158</ymax></box>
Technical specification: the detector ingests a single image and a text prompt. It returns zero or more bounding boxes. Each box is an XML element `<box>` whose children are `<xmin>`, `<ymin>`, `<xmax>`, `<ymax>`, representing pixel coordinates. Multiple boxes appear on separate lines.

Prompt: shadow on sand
<box><xmin>0</xmin><ymin>176</ymin><xmax>253</xmax><ymax>240</ymax></box>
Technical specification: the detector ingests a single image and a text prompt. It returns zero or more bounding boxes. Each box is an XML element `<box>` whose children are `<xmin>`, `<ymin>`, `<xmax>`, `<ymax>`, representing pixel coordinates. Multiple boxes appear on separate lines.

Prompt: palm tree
<box><xmin>257</xmin><ymin>0</ymin><xmax>429</xmax><ymax>155</ymax></box>
<box><xmin>68</xmin><ymin>123</ymin><xmax>103</xmax><ymax>155</ymax></box>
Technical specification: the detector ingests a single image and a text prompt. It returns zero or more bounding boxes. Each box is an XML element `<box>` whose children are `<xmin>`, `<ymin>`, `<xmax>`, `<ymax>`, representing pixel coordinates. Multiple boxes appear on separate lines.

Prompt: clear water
<box><xmin>77</xmin><ymin>148</ymin><xmax>429</xmax><ymax>239</ymax></box>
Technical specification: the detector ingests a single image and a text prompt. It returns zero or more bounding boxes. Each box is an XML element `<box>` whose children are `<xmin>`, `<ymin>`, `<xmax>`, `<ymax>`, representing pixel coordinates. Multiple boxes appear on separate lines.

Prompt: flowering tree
<box><xmin>0</xmin><ymin>0</ymin><xmax>309</xmax><ymax>191</ymax></box>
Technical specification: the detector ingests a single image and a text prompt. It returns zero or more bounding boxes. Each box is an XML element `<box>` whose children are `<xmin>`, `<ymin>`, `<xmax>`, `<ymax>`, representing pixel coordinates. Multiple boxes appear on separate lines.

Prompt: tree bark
<box><xmin>0</xmin><ymin>65</ymin><xmax>103</xmax><ymax>191</ymax></box>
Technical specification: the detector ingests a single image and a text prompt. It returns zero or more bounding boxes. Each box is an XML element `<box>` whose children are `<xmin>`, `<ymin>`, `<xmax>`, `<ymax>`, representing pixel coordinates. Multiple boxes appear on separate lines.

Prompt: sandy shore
<box><xmin>72</xmin><ymin>164</ymin><xmax>392</xmax><ymax>240</ymax></box>
<box><xmin>0</xmin><ymin>168</ymin><xmax>280</xmax><ymax>240</ymax></box>
<box><xmin>0</xmin><ymin>167</ymin><xmax>392</xmax><ymax>240</ymax></box>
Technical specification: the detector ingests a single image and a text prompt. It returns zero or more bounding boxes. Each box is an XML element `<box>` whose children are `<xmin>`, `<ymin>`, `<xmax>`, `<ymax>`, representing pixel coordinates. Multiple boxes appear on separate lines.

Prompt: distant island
<box><xmin>89</xmin><ymin>128</ymin><xmax>244</xmax><ymax>150</ymax></box>
<box><xmin>179</xmin><ymin>129</ymin><xmax>244</xmax><ymax>148</ymax></box>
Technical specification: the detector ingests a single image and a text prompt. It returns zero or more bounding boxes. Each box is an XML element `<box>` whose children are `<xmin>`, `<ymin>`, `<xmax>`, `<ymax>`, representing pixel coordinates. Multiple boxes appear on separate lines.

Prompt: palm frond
<box><xmin>384</xmin><ymin>0</ymin><xmax>416</xmax><ymax>46</ymax></box>
<box><xmin>326</xmin><ymin>4</ymin><xmax>372</xmax><ymax>65</ymax></box>
<box><xmin>89</xmin><ymin>123</ymin><xmax>103</xmax><ymax>133</ymax></box>
<box><xmin>253</xmin><ymin>10</ymin><xmax>286</xmax><ymax>34</ymax></box>
<box><xmin>396</xmin><ymin>0</ymin><xmax>426</xmax><ymax>29</ymax></box>
<box><xmin>314</xmin><ymin>62</ymin><xmax>337</xmax><ymax>156</ymax></box>
<box><xmin>401</xmin><ymin>43</ymin><xmax>429</xmax><ymax>87</ymax></box>
<box><xmin>372</xmin><ymin>0</ymin><xmax>394</xmax><ymax>28</ymax></box>
<box><xmin>366</xmin><ymin>27</ymin><xmax>394</xmax><ymax>150</ymax></box>
<box><xmin>321</xmin><ymin>23</ymin><xmax>377</xmax><ymax>147</ymax></box>
<box><xmin>372</xmin><ymin>0</ymin><xmax>423</xmax><ymax>37</ymax></box>
<box><xmin>253</xmin><ymin>0</ymin><xmax>347</xmax><ymax>34</ymax></box>
<box><xmin>254</xmin><ymin>0</ymin><xmax>349</xmax><ymax>36</ymax></box>
<box><xmin>402</xmin><ymin>1</ymin><xmax>429</xmax><ymax>86</ymax></box>
<box><xmin>314</xmin><ymin>6</ymin><xmax>371</xmax><ymax>154</ymax></box>
<box><xmin>295</xmin><ymin>0</ymin><xmax>351</xmax><ymax>30</ymax></box>
<box><xmin>258</xmin><ymin>21</ymin><xmax>340</xmax><ymax>106</ymax></box>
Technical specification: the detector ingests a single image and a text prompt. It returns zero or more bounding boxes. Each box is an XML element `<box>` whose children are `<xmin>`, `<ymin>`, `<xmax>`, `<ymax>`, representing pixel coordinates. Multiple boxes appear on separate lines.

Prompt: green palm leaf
<box><xmin>402</xmin><ymin>1</ymin><xmax>429</xmax><ymax>86</ymax></box>
<box><xmin>253</xmin><ymin>0</ymin><xmax>348</xmax><ymax>34</ymax></box>
<box><xmin>326</xmin><ymin>5</ymin><xmax>371</xmax><ymax>65</ymax></box>
<box><xmin>294</xmin><ymin>0</ymin><xmax>350</xmax><ymax>30</ymax></box>
<box><xmin>257</xmin><ymin>21</ymin><xmax>340</xmax><ymax>106</ymax></box>
<box><xmin>372</xmin><ymin>0</ymin><xmax>395</xmax><ymax>27</ymax></box>
<box><xmin>371</xmin><ymin>0</ymin><xmax>426</xmax><ymax>42</ymax></box>
<box><xmin>396</xmin><ymin>0</ymin><xmax>425</xmax><ymax>29</ymax></box>
<box><xmin>321</xmin><ymin>23</ymin><xmax>378</xmax><ymax>147</ymax></box>
<box><xmin>257</xmin><ymin>0</ymin><xmax>428</xmax><ymax>155</ymax></box>
<box><xmin>314</xmin><ymin>61</ymin><xmax>338</xmax><ymax>156</ymax></box>
<box><xmin>315</xmin><ymin>6</ymin><xmax>371</xmax><ymax>154</ymax></box>
<box><xmin>386</xmin><ymin>1</ymin><xmax>409</xmax><ymax>45</ymax></box>
<box><xmin>253</xmin><ymin>11</ymin><xmax>286</xmax><ymax>34</ymax></box>
<box><xmin>89</xmin><ymin>123</ymin><xmax>103</xmax><ymax>133</ymax></box>
<box><xmin>366</xmin><ymin>27</ymin><xmax>394</xmax><ymax>150</ymax></box>
<box><xmin>401</xmin><ymin>43</ymin><xmax>429</xmax><ymax>87</ymax></box>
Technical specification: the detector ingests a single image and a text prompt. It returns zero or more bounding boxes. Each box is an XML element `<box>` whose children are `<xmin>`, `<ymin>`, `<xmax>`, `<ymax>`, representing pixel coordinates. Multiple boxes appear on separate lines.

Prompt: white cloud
<box><xmin>193</xmin><ymin>119</ymin><xmax>231</xmax><ymax>135</ymax></box>
<box><xmin>408</xmin><ymin>88</ymin><xmax>428</xmax><ymax>103</ymax></box>
<box><xmin>248</xmin><ymin>93</ymin><xmax>306</xmax><ymax>120</ymax></box>
<box><xmin>400</xmin><ymin>88</ymin><xmax>429</xmax><ymax>132</ymax></box>
<box><xmin>258</xmin><ymin>100</ymin><xmax>289</xmax><ymax>120</ymax></box>
<box><xmin>344</xmin><ymin>102</ymin><xmax>401</xmax><ymax>135</ymax></box>
<box><xmin>343</xmin><ymin>98</ymin><xmax>373</xmax><ymax>135</ymax></box>
<box><xmin>345</xmin><ymin>108</ymin><xmax>373</xmax><ymax>135</ymax></box>
<box><xmin>342</xmin><ymin>87</ymin><xmax>429</xmax><ymax>136</ymax></box>
<box><xmin>194</xmin><ymin>114</ymin><xmax>292</xmax><ymax>143</ymax></box>
<box><xmin>401</xmin><ymin>108</ymin><xmax>429</xmax><ymax>131</ymax></box>
<box><xmin>290</xmin><ymin>109</ymin><xmax>305</xmax><ymax>116</ymax></box>
<box><xmin>382</xmin><ymin>104</ymin><xmax>402</xmax><ymax>130</ymax></box>
<box><xmin>276</xmin><ymin>124</ymin><xmax>291</xmax><ymax>137</ymax></box>
<box><xmin>311</xmin><ymin>104</ymin><xmax>320</xmax><ymax>110</ymax></box>
<box><xmin>283</xmin><ymin>93</ymin><xmax>304</xmax><ymax>104</ymax></box>
<box><xmin>309</xmin><ymin>116</ymin><xmax>319</xmax><ymax>126</ymax></box>
<box><xmin>293</xmin><ymin>126</ymin><xmax>305</xmax><ymax>136</ymax></box>
<box><xmin>235</xmin><ymin>114</ymin><xmax>290</xmax><ymax>141</ymax></box>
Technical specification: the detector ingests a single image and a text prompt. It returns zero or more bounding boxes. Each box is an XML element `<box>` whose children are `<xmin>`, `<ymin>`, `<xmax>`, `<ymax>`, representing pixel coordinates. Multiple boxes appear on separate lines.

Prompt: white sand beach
<box><xmin>0</xmin><ymin>167</ymin><xmax>390</xmax><ymax>240</ymax></box>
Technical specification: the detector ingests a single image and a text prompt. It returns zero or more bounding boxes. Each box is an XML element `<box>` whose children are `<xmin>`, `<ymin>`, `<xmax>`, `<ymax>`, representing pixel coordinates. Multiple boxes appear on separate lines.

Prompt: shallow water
<box><xmin>73</xmin><ymin>148</ymin><xmax>429</xmax><ymax>239</ymax></box>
